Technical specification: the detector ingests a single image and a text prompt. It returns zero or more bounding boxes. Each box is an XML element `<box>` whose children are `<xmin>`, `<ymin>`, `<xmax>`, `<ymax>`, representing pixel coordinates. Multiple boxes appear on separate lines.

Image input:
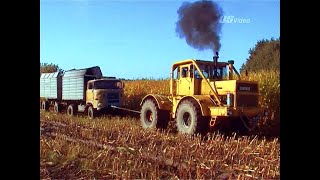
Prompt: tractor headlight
<box><xmin>227</xmin><ymin>92</ymin><xmax>234</xmax><ymax>107</ymax></box>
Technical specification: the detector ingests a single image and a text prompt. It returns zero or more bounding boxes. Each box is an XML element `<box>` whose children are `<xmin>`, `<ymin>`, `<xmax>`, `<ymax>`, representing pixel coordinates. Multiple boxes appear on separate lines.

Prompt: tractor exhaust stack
<box><xmin>213</xmin><ymin>52</ymin><xmax>219</xmax><ymax>77</ymax></box>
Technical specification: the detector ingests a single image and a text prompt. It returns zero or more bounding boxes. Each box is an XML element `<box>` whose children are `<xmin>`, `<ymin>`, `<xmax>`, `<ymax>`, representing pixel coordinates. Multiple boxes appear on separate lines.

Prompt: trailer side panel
<box><xmin>40</xmin><ymin>72</ymin><xmax>62</xmax><ymax>100</ymax></box>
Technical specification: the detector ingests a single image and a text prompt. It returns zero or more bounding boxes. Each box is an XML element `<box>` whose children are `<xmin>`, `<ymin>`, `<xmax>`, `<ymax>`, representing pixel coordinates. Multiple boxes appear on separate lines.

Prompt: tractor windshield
<box><xmin>94</xmin><ymin>80</ymin><xmax>122</xmax><ymax>89</ymax></box>
<box><xmin>194</xmin><ymin>63</ymin><xmax>229</xmax><ymax>80</ymax></box>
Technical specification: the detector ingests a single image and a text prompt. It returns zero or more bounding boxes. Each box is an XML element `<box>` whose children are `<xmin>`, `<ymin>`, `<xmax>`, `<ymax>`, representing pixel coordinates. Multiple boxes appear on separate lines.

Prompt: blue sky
<box><xmin>40</xmin><ymin>0</ymin><xmax>280</xmax><ymax>79</ymax></box>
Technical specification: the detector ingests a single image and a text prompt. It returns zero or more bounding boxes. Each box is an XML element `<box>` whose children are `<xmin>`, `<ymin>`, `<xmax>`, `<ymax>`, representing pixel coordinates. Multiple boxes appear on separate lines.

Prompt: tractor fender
<box><xmin>175</xmin><ymin>95</ymin><xmax>215</xmax><ymax>118</ymax></box>
<box><xmin>140</xmin><ymin>94</ymin><xmax>172</xmax><ymax>111</ymax></box>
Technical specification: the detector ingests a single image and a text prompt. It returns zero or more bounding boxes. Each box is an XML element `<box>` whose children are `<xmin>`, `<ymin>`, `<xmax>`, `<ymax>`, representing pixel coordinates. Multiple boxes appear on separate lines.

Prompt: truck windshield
<box><xmin>94</xmin><ymin>80</ymin><xmax>122</xmax><ymax>89</ymax></box>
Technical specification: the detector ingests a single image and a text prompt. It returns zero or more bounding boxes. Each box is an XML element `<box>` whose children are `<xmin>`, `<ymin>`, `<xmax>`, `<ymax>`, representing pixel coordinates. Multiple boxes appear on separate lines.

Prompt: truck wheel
<box><xmin>88</xmin><ymin>106</ymin><xmax>97</xmax><ymax>119</ymax></box>
<box><xmin>54</xmin><ymin>102</ymin><xmax>61</xmax><ymax>113</ymax></box>
<box><xmin>140</xmin><ymin>99</ymin><xmax>166</xmax><ymax>129</ymax></box>
<box><xmin>176</xmin><ymin>100</ymin><xmax>204</xmax><ymax>135</ymax></box>
<box><xmin>67</xmin><ymin>104</ymin><xmax>77</xmax><ymax>116</ymax></box>
<box><xmin>41</xmin><ymin>101</ymin><xmax>49</xmax><ymax>111</ymax></box>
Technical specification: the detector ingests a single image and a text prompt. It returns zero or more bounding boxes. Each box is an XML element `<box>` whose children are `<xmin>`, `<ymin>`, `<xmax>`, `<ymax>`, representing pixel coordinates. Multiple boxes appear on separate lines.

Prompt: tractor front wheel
<box><xmin>176</xmin><ymin>99</ymin><xmax>206</xmax><ymax>135</ymax></box>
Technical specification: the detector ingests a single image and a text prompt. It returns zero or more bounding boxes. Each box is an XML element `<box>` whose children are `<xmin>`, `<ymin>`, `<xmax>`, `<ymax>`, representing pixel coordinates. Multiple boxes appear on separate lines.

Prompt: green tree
<box><xmin>240</xmin><ymin>37</ymin><xmax>280</xmax><ymax>73</ymax></box>
<box><xmin>40</xmin><ymin>62</ymin><xmax>61</xmax><ymax>74</ymax></box>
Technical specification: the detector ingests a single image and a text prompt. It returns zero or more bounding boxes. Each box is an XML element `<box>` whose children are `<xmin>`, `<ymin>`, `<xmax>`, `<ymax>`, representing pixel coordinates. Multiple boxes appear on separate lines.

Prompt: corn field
<box><xmin>241</xmin><ymin>70</ymin><xmax>280</xmax><ymax>137</ymax></box>
<box><xmin>122</xmin><ymin>79</ymin><xmax>170</xmax><ymax>111</ymax></box>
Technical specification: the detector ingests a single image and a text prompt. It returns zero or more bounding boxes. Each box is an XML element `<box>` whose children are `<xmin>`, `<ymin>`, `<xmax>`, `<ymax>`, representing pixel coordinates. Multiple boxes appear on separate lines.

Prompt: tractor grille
<box><xmin>107</xmin><ymin>93</ymin><xmax>120</xmax><ymax>104</ymax></box>
<box><xmin>236</xmin><ymin>94</ymin><xmax>258</xmax><ymax>107</ymax></box>
<box><xmin>236</xmin><ymin>83</ymin><xmax>258</xmax><ymax>92</ymax></box>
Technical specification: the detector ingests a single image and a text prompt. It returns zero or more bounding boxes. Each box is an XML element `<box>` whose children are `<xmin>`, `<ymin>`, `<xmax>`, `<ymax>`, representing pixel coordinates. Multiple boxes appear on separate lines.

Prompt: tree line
<box><xmin>240</xmin><ymin>37</ymin><xmax>280</xmax><ymax>73</ymax></box>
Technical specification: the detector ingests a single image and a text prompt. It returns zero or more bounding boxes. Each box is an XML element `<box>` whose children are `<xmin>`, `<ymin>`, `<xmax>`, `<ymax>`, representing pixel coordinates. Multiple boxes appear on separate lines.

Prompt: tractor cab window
<box><xmin>171</xmin><ymin>67</ymin><xmax>180</xmax><ymax>80</ymax></box>
<box><xmin>190</xmin><ymin>65</ymin><xmax>194</xmax><ymax>78</ymax></box>
<box><xmin>194</xmin><ymin>64</ymin><xmax>209</xmax><ymax>79</ymax></box>
<box><xmin>216</xmin><ymin>66</ymin><xmax>228</xmax><ymax>80</ymax></box>
<box><xmin>173</xmin><ymin>67</ymin><xmax>180</xmax><ymax>79</ymax></box>
<box><xmin>209</xmin><ymin>66</ymin><xmax>228</xmax><ymax>80</ymax></box>
<box><xmin>194</xmin><ymin>69</ymin><xmax>201</xmax><ymax>79</ymax></box>
<box><xmin>181</xmin><ymin>67</ymin><xmax>188</xmax><ymax>78</ymax></box>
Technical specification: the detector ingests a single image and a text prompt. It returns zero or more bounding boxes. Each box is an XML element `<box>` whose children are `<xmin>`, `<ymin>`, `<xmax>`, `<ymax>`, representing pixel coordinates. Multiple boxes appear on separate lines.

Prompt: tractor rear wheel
<box><xmin>176</xmin><ymin>99</ymin><xmax>206</xmax><ymax>135</ymax></box>
<box><xmin>140</xmin><ymin>99</ymin><xmax>168</xmax><ymax>129</ymax></box>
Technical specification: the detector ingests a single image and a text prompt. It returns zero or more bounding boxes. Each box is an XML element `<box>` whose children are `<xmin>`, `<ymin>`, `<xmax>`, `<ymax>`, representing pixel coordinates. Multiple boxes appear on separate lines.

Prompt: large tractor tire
<box><xmin>176</xmin><ymin>99</ymin><xmax>206</xmax><ymax>135</ymax></box>
<box><xmin>140</xmin><ymin>99</ymin><xmax>168</xmax><ymax>129</ymax></box>
<box><xmin>41</xmin><ymin>101</ymin><xmax>49</xmax><ymax>111</ymax></box>
<box><xmin>88</xmin><ymin>106</ymin><xmax>97</xmax><ymax>119</ymax></box>
<box><xmin>67</xmin><ymin>104</ymin><xmax>77</xmax><ymax>116</ymax></box>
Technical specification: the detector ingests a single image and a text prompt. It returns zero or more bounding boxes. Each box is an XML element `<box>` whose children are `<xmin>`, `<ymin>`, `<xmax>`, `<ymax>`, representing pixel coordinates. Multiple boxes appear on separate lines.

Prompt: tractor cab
<box><xmin>170</xmin><ymin>52</ymin><xmax>240</xmax><ymax>97</ymax></box>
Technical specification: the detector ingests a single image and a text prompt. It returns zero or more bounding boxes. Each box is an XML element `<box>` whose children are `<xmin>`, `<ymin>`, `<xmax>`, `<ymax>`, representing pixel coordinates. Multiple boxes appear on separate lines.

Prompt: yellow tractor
<box><xmin>140</xmin><ymin>52</ymin><xmax>267</xmax><ymax>135</ymax></box>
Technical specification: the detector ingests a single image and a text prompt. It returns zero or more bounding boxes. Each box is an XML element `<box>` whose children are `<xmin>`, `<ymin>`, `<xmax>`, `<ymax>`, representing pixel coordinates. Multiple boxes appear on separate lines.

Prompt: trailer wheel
<box><xmin>88</xmin><ymin>106</ymin><xmax>97</xmax><ymax>119</ymax></box>
<box><xmin>41</xmin><ymin>101</ymin><xmax>49</xmax><ymax>111</ymax></box>
<box><xmin>140</xmin><ymin>99</ymin><xmax>167</xmax><ymax>129</ymax></box>
<box><xmin>54</xmin><ymin>102</ymin><xmax>61</xmax><ymax>113</ymax></box>
<box><xmin>67</xmin><ymin>104</ymin><xmax>77</xmax><ymax>116</ymax></box>
<box><xmin>176</xmin><ymin>99</ymin><xmax>205</xmax><ymax>135</ymax></box>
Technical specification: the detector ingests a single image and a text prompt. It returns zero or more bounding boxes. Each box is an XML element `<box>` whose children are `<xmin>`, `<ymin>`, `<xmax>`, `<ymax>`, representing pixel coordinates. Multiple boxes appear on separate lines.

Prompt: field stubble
<box><xmin>40</xmin><ymin>111</ymin><xmax>280</xmax><ymax>179</ymax></box>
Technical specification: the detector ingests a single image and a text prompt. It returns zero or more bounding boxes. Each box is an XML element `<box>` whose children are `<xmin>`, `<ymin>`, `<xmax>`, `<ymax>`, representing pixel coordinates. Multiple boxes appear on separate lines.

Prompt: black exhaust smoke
<box><xmin>175</xmin><ymin>0</ymin><xmax>223</xmax><ymax>52</ymax></box>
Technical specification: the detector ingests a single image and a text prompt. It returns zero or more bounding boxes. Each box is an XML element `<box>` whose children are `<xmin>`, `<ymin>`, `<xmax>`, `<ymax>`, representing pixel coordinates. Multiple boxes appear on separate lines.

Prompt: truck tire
<box><xmin>88</xmin><ymin>106</ymin><xmax>97</xmax><ymax>119</ymax></box>
<box><xmin>67</xmin><ymin>104</ymin><xmax>77</xmax><ymax>116</ymax></box>
<box><xmin>176</xmin><ymin>99</ymin><xmax>205</xmax><ymax>135</ymax></box>
<box><xmin>41</xmin><ymin>101</ymin><xmax>49</xmax><ymax>111</ymax></box>
<box><xmin>140</xmin><ymin>99</ymin><xmax>167</xmax><ymax>129</ymax></box>
<box><xmin>54</xmin><ymin>102</ymin><xmax>61</xmax><ymax>113</ymax></box>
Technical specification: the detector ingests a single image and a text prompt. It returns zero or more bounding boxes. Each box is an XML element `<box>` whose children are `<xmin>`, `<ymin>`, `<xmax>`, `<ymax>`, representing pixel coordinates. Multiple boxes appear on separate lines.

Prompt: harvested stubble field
<box><xmin>40</xmin><ymin>111</ymin><xmax>280</xmax><ymax>179</ymax></box>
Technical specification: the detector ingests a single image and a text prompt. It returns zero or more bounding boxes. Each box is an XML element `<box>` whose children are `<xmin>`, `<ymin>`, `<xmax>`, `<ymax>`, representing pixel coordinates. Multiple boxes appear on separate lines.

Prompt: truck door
<box><xmin>86</xmin><ymin>82</ymin><xmax>94</xmax><ymax>105</ymax></box>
